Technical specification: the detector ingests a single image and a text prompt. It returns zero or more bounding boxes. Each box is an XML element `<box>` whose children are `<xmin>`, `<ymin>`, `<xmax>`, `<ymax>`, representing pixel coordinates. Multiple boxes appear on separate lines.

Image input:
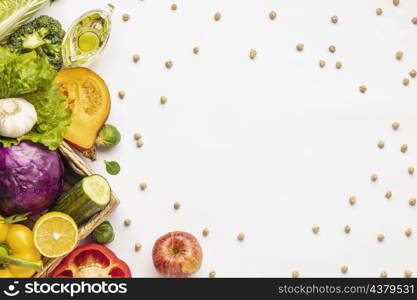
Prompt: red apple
<box><xmin>152</xmin><ymin>231</ymin><xmax>203</xmax><ymax>278</ymax></box>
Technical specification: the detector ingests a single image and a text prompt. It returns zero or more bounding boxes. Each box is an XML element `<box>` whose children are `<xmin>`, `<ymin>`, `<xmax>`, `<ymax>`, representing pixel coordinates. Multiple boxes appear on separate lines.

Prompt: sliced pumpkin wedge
<box><xmin>55</xmin><ymin>67</ymin><xmax>110</xmax><ymax>156</ymax></box>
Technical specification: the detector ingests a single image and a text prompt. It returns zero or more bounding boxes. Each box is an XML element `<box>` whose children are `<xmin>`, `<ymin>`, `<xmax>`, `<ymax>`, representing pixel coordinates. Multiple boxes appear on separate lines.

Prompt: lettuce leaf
<box><xmin>0</xmin><ymin>47</ymin><xmax>56</xmax><ymax>98</ymax></box>
<box><xmin>0</xmin><ymin>47</ymin><xmax>71</xmax><ymax>150</ymax></box>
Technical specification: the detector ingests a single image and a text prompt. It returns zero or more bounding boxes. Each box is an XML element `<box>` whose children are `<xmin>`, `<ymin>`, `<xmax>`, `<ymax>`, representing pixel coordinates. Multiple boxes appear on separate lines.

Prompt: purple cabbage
<box><xmin>0</xmin><ymin>141</ymin><xmax>64</xmax><ymax>216</ymax></box>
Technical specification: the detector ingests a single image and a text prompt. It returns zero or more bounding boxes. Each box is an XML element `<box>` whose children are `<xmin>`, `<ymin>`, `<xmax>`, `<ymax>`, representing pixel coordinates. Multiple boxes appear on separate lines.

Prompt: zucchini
<box><xmin>51</xmin><ymin>175</ymin><xmax>111</xmax><ymax>224</ymax></box>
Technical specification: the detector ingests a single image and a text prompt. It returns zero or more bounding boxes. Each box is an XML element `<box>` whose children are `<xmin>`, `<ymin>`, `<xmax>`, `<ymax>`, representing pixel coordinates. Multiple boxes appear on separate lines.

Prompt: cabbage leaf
<box><xmin>0</xmin><ymin>0</ymin><xmax>48</xmax><ymax>41</ymax></box>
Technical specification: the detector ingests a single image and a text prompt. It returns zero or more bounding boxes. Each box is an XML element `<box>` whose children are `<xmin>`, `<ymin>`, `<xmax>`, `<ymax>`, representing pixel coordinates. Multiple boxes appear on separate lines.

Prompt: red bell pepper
<box><xmin>50</xmin><ymin>243</ymin><xmax>131</xmax><ymax>278</ymax></box>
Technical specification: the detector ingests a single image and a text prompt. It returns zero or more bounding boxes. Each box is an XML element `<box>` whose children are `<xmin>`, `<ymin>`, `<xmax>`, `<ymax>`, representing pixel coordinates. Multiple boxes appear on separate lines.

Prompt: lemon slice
<box><xmin>33</xmin><ymin>212</ymin><xmax>78</xmax><ymax>258</ymax></box>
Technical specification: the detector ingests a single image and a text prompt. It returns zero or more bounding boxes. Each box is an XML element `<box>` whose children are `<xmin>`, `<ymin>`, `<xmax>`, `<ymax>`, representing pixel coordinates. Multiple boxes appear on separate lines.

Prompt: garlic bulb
<box><xmin>0</xmin><ymin>98</ymin><xmax>37</xmax><ymax>138</ymax></box>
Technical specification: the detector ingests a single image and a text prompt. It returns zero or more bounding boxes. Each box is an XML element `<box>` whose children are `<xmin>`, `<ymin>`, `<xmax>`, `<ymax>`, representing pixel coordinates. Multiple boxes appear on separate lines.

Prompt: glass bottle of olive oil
<box><xmin>62</xmin><ymin>4</ymin><xmax>114</xmax><ymax>67</ymax></box>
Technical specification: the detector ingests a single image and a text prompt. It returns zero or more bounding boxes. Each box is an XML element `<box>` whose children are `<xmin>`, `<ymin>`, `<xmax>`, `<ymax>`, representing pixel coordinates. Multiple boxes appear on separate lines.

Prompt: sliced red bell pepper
<box><xmin>50</xmin><ymin>243</ymin><xmax>131</xmax><ymax>278</ymax></box>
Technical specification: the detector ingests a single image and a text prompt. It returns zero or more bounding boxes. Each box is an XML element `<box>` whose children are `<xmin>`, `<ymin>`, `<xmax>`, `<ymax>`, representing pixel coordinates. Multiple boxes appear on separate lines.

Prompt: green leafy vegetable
<box><xmin>0</xmin><ymin>0</ymin><xmax>48</xmax><ymax>41</ymax></box>
<box><xmin>0</xmin><ymin>47</ymin><xmax>71</xmax><ymax>150</ymax></box>
<box><xmin>0</xmin><ymin>47</ymin><xmax>56</xmax><ymax>98</ymax></box>
<box><xmin>104</xmin><ymin>161</ymin><xmax>121</xmax><ymax>175</ymax></box>
<box><xmin>7</xmin><ymin>15</ymin><xmax>65</xmax><ymax>70</ymax></box>
<box><xmin>0</xmin><ymin>213</ymin><xmax>29</xmax><ymax>224</ymax></box>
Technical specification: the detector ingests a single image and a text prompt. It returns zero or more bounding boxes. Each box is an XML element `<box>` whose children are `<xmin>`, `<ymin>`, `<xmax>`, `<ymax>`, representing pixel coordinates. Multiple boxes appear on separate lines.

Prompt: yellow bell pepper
<box><xmin>0</xmin><ymin>216</ymin><xmax>42</xmax><ymax>278</ymax></box>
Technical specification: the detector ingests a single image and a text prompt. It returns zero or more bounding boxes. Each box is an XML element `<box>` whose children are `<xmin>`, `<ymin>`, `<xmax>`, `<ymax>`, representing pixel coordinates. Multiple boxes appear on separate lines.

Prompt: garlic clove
<box><xmin>0</xmin><ymin>98</ymin><xmax>37</xmax><ymax>138</ymax></box>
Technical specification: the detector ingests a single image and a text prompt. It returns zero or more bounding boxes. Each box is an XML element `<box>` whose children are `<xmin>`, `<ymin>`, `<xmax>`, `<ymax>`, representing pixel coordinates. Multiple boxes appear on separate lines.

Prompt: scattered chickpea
<box><xmin>404</xmin><ymin>270</ymin><xmax>412</xmax><ymax>278</ymax></box>
<box><xmin>135</xmin><ymin>243</ymin><xmax>142</xmax><ymax>251</ymax></box>
<box><xmin>393</xmin><ymin>0</ymin><xmax>400</xmax><ymax>6</ymax></box>
<box><xmin>412</xmin><ymin>17</ymin><xmax>417</xmax><ymax>25</ymax></box>
<box><xmin>376</xmin><ymin>8</ymin><xmax>383</xmax><ymax>15</ymax></box>
<box><xmin>340</xmin><ymin>265</ymin><xmax>348</xmax><ymax>274</ymax></box>
<box><xmin>408</xmin><ymin>167</ymin><xmax>415</xmax><ymax>175</ymax></box>
<box><xmin>331</xmin><ymin>16</ymin><xmax>338</xmax><ymax>24</ymax></box>
<box><xmin>237</xmin><ymin>232</ymin><xmax>245</xmax><ymax>241</ymax></box>
<box><xmin>160</xmin><ymin>96</ymin><xmax>168</xmax><ymax>104</ymax></box>
<box><xmin>140</xmin><ymin>183</ymin><xmax>147</xmax><ymax>191</ymax></box>
<box><xmin>214</xmin><ymin>12</ymin><xmax>221</xmax><ymax>21</ymax></box>
<box><xmin>409</xmin><ymin>198</ymin><xmax>416</xmax><ymax>206</ymax></box>
<box><xmin>118</xmin><ymin>91</ymin><xmax>126</xmax><ymax>99</ymax></box>
<box><xmin>359</xmin><ymin>85</ymin><xmax>367</xmax><ymax>93</ymax></box>
<box><xmin>133</xmin><ymin>54</ymin><xmax>140</xmax><ymax>63</ymax></box>
<box><xmin>401</xmin><ymin>144</ymin><xmax>408</xmax><ymax>153</ymax></box>
<box><xmin>396</xmin><ymin>51</ymin><xmax>403</xmax><ymax>60</ymax></box>
<box><xmin>249</xmin><ymin>49</ymin><xmax>257</xmax><ymax>59</ymax></box>
<box><xmin>380</xmin><ymin>271</ymin><xmax>388</xmax><ymax>278</ymax></box>
<box><xmin>328</xmin><ymin>45</ymin><xmax>336</xmax><ymax>53</ymax></box>
<box><xmin>409</xmin><ymin>69</ymin><xmax>417</xmax><ymax>78</ymax></box>
<box><xmin>136</xmin><ymin>140</ymin><xmax>144</xmax><ymax>148</ymax></box>
<box><xmin>385</xmin><ymin>191</ymin><xmax>392</xmax><ymax>199</ymax></box>
<box><xmin>296</xmin><ymin>43</ymin><xmax>304</xmax><ymax>51</ymax></box>
<box><xmin>292</xmin><ymin>270</ymin><xmax>300</xmax><ymax>278</ymax></box>
<box><xmin>165</xmin><ymin>60</ymin><xmax>173</xmax><ymax>69</ymax></box>
<box><xmin>405</xmin><ymin>228</ymin><xmax>412</xmax><ymax>237</ymax></box>
<box><xmin>122</xmin><ymin>13</ymin><xmax>130</xmax><ymax>22</ymax></box>
<box><xmin>344</xmin><ymin>225</ymin><xmax>351</xmax><ymax>234</ymax></box>
<box><xmin>312</xmin><ymin>225</ymin><xmax>320</xmax><ymax>234</ymax></box>
<box><xmin>377</xmin><ymin>140</ymin><xmax>384</xmax><ymax>148</ymax></box>
<box><xmin>134</xmin><ymin>132</ymin><xmax>142</xmax><ymax>140</ymax></box>
<box><xmin>202</xmin><ymin>228</ymin><xmax>209</xmax><ymax>237</ymax></box>
<box><xmin>173</xmin><ymin>201</ymin><xmax>181</xmax><ymax>210</ymax></box>
<box><xmin>209</xmin><ymin>271</ymin><xmax>216</xmax><ymax>278</ymax></box>
<box><xmin>171</xmin><ymin>3</ymin><xmax>177</xmax><ymax>11</ymax></box>
<box><xmin>269</xmin><ymin>10</ymin><xmax>277</xmax><ymax>20</ymax></box>
<box><xmin>349</xmin><ymin>196</ymin><xmax>357</xmax><ymax>205</ymax></box>
<box><xmin>319</xmin><ymin>60</ymin><xmax>326</xmax><ymax>68</ymax></box>
<box><xmin>335</xmin><ymin>61</ymin><xmax>342</xmax><ymax>69</ymax></box>
<box><xmin>392</xmin><ymin>122</ymin><xmax>400</xmax><ymax>130</ymax></box>
<box><xmin>193</xmin><ymin>46</ymin><xmax>200</xmax><ymax>54</ymax></box>
<box><xmin>377</xmin><ymin>233</ymin><xmax>385</xmax><ymax>242</ymax></box>
<box><xmin>403</xmin><ymin>78</ymin><xmax>410</xmax><ymax>86</ymax></box>
<box><xmin>124</xmin><ymin>218</ymin><xmax>132</xmax><ymax>226</ymax></box>
<box><xmin>371</xmin><ymin>173</ymin><xmax>378</xmax><ymax>182</ymax></box>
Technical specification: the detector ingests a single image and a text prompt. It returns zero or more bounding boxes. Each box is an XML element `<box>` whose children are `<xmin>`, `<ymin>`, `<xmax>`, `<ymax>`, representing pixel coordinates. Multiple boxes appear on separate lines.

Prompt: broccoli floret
<box><xmin>7</xmin><ymin>15</ymin><xmax>65</xmax><ymax>70</ymax></box>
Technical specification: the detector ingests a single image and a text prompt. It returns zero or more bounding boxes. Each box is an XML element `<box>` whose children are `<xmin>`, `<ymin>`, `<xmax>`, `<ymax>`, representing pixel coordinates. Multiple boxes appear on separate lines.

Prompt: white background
<box><xmin>43</xmin><ymin>0</ymin><xmax>417</xmax><ymax>277</ymax></box>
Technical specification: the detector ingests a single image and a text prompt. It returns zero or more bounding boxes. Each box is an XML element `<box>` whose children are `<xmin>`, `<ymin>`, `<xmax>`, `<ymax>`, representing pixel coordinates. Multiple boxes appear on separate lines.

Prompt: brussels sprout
<box><xmin>92</xmin><ymin>221</ymin><xmax>115</xmax><ymax>244</ymax></box>
<box><xmin>96</xmin><ymin>125</ymin><xmax>121</xmax><ymax>148</ymax></box>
